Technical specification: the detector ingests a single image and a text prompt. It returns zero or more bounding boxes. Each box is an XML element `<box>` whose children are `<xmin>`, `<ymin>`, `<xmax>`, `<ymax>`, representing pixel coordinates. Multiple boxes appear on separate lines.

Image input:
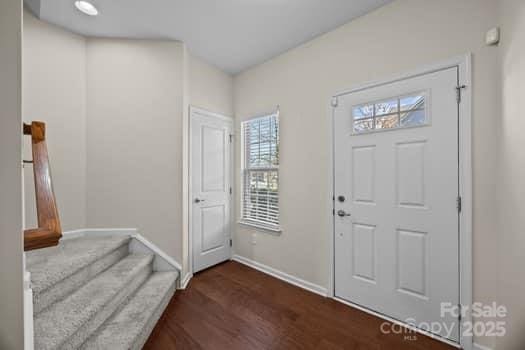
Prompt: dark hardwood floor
<box><xmin>144</xmin><ymin>261</ymin><xmax>455</xmax><ymax>350</ymax></box>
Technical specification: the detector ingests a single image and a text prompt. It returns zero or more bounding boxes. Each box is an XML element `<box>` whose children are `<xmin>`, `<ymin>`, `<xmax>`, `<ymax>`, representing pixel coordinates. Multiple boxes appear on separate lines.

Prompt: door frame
<box><xmin>188</xmin><ymin>106</ymin><xmax>234</xmax><ymax>277</ymax></box>
<box><xmin>327</xmin><ymin>55</ymin><xmax>472</xmax><ymax>350</ymax></box>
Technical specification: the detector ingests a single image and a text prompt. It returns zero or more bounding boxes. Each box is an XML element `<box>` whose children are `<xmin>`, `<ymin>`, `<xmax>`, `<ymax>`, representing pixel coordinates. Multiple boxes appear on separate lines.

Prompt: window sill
<box><xmin>238</xmin><ymin>220</ymin><xmax>282</xmax><ymax>234</ymax></box>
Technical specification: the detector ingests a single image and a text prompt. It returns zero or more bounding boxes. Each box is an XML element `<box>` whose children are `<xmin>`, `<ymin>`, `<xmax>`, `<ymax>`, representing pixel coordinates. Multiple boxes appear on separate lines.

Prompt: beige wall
<box><xmin>23</xmin><ymin>11</ymin><xmax>87</xmax><ymax>230</ymax></box>
<box><xmin>84</xmin><ymin>41</ymin><xmax>233</xmax><ymax>268</ymax></box>
<box><xmin>23</xmin><ymin>2</ymin><xmax>525</xmax><ymax>347</ymax></box>
<box><xmin>233</xmin><ymin>0</ymin><xmax>499</xmax><ymax>347</ymax></box>
<box><xmin>497</xmin><ymin>1</ymin><xmax>525</xmax><ymax>349</ymax></box>
<box><xmin>20</xmin><ymin>15</ymin><xmax>233</xmax><ymax>268</ymax></box>
<box><xmin>188</xmin><ymin>53</ymin><xmax>233</xmax><ymax>117</ymax></box>
<box><xmin>0</xmin><ymin>0</ymin><xmax>24</xmax><ymax>348</ymax></box>
<box><xmin>181</xmin><ymin>49</ymin><xmax>234</xmax><ymax>277</ymax></box>
<box><xmin>85</xmin><ymin>38</ymin><xmax>185</xmax><ymax>261</ymax></box>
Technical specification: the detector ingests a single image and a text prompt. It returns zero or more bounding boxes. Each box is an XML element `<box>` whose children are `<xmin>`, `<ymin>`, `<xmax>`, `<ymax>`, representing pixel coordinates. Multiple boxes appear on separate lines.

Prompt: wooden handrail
<box><xmin>23</xmin><ymin>121</ymin><xmax>62</xmax><ymax>251</ymax></box>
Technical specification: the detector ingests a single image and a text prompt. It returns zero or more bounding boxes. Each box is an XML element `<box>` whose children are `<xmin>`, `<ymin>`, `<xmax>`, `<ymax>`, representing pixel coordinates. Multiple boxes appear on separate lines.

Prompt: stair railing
<box><xmin>23</xmin><ymin>121</ymin><xmax>62</xmax><ymax>250</ymax></box>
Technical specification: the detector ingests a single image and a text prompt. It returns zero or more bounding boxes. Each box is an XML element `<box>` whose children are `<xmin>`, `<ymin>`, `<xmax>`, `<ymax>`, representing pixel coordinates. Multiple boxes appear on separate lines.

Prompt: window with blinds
<box><xmin>241</xmin><ymin>112</ymin><xmax>280</xmax><ymax>231</ymax></box>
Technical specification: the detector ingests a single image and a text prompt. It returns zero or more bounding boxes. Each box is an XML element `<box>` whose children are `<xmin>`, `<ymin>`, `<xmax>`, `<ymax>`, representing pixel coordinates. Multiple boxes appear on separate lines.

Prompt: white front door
<box><xmin>334</xmin><ymin>67</ymin><xmax>460</xmax><ymax>342</ymax></box>
<box><xmin>191</xmin><ymin>108</ymin><xmax>232</xmax><ymax>273</ymax></box>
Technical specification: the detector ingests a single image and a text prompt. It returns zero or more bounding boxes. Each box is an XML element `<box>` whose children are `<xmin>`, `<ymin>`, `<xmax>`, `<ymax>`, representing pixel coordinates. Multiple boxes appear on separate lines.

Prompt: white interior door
<box><xmin>334</xmin><ymin>67</ymin><xmax>460</xmax><ymax>342</ymax></box>
<box><xmin>191</xmin><ymin>108</ymin><xmax>232</xmax><ymax>273</ymax></box>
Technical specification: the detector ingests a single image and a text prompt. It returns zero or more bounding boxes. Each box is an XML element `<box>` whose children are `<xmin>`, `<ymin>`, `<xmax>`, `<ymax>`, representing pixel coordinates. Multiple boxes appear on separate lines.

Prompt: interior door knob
<box><xmin>337</xmin><ymin>210</ymin><xmax>351</xmax><ymax>217</ymax></box>
<box><xmin>194</xmin><ymin>198</ymin><xmax>205</xmax><ymax>203</ymax></box>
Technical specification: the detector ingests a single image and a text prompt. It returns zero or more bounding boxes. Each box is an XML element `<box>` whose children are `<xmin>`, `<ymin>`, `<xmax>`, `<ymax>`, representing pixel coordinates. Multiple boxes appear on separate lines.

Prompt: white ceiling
<box><xmin>28</xmin><ymin>0</ymin><xmax>393</xmax><ymax>74</ymax></box>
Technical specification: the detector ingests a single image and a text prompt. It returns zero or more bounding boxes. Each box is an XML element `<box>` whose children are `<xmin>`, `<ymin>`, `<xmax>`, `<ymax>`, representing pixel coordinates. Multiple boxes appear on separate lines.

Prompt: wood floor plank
<box><xmin>193</xmin><ymin>272</ymin><xmax>294</xmax><ymax>345</ymax></box>
<box><xmin>144</xmin><ymin>261</ymin><xmax>456</xmax><ymax>350</ymax></box>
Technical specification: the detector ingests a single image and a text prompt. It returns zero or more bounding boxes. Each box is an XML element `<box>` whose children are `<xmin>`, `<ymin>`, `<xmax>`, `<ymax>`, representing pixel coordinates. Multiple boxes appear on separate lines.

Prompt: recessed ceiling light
<box><xmin>75</xmin><ymin>1</ymin><xmax>98</xmax><ymax>16</ymax></box>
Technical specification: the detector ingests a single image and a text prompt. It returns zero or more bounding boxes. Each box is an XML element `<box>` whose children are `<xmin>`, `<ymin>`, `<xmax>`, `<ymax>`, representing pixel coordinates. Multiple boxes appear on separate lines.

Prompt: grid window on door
<box><xmin>241</xmin><ymin>113</ymin><xmax>280</xmax><ymax>231</ymax></box>
<box><xmin>352</xmin><ymin>92</ymin><xmax>427</xmax><ymax>133</ymax></box>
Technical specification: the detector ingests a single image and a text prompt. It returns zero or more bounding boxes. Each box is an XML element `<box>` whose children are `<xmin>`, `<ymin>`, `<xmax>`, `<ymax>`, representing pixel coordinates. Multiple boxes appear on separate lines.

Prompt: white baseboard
<box><xmin>232</xmin><ymin>255</ymin><xmax>328</xmax><ymax>297</ymax></box>
<box><xmin>23</xmin><ymin>268</ymin><xmax>34</xmax><ymax>350</ymax></box>
<box><xmin>180</xmin><ymin>272</ymin><xmax>192</xmax><ymax>289</ymax></box>
<box><xmin>473</xmin><ymin>343</ymin><xmax>494</xmax><ymax>350</ymax></box>
<box><xmin>130</xmin><ymin>233</ymin><xmax>182</xmax><ymax>271</ymax></box>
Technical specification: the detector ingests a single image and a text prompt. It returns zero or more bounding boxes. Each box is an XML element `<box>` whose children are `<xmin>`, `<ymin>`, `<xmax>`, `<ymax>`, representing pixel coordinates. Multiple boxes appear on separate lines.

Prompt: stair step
<box><xmin>33</xmin><ymin>239</ymin><xmax>130</xmax><ymax>314</ymax></box>
<box><xmin>82</xmin><ymin>271</ymin><xmax>178</xmax><ymax>350</ymax></box>
<box><xmin>27</xmin><ymin>235</ymin><xmax>131</xmax><ymax>303</ymax></box>
<box><xmin>34</xmin><ymin>253</ymin><xmax>153</xmax><ymax>350</ymax></box>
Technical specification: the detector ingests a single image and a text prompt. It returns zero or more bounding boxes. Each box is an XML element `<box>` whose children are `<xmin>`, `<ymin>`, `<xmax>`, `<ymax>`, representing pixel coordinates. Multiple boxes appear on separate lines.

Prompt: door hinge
<box><xmin>456</xmin><ymin>196</ymin><xmax>462</xmax><ymax>213</ymax></box>
<box><xmin>458</xmin><ymin>304</ymin><xmax>463</xmax><ymax>321</ymax></box>
<box><xmin>456</xmin><ymin>84</ymin><xmax>467</xmax><ymax>103</ymax></box>
<box><xmin>229</xmin><ymin>134</ymin><xmax>233</xmax><ymax>143</ymax></box>
<box><xmin>331</xmin><ymin>96</ymin><xmax>339</xmax><ymax>108</ymax></box>
<box><xmin>332</xmin><ymin>209</ymin><xmax>335</xmax><ymax>216</ymax></box>
<box><xmin>229</xmin><ymin>187</ymin><xmax>232</xmax><ymax>195</ymax></box>
<box><xmin>229</xmin><ymin>239</ymin><xmax>232</xmax><ymax>247</ymax></box>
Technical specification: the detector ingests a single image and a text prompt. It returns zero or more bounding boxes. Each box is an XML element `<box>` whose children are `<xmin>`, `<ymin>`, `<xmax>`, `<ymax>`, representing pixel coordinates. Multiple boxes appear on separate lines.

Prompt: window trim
<box><xmin>239</xmin><ymin>111</ymin><xmax>281</xmax><ymax>232</ymax></box>
<box><xmin>238</xmin><ymin>219</ymin><xmax>282</xmax><ymax>233</ymax></box>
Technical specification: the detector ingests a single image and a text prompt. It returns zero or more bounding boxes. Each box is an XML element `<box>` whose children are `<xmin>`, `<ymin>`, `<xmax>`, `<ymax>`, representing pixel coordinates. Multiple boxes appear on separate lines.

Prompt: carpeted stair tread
<box><xmin>82</xmin><ymin>271</ymin><xmax>178</xmax><ymax>350</ymax></box>
<box><xmin>34</xmin><ymin>253</ymin><xmax>153</xmax><ymax>350</ymax></box>
<box><xmin>33</xmin><ymin>244</ymin><xmax>130</xmax><ymax>315</ymax></box>
<box><xmin>27</xmin><ymin>235</ymin><xmax>131</xmax><ymax>295</ymax></box>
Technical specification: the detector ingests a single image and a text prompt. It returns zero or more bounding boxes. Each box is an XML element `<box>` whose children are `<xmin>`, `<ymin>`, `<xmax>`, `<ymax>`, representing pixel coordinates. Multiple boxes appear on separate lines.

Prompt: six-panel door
<box><xmin>334</xmin><ymin>68</ymin><xmax>460</xmax><ymax>342</ymax></box>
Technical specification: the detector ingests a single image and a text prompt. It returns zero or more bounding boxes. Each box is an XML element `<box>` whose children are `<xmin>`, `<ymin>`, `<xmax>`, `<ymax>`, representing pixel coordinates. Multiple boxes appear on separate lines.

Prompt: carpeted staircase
<box><xmin>26</xmin><ymin>234</ymin><xmax>179</xmax><ymax>350</ymax></box>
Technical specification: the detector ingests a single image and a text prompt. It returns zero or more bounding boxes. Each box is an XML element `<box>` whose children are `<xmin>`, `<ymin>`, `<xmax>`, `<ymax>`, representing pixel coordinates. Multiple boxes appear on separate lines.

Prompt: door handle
<box><xmin>194</xmin><ymin>198</ymin><xmax>205</xmax><ymax>203</ymax></box>
<box><xmin>337</xmin><ymin>210</ymin><xmax>351</xmax><ymax>217</ymax></box>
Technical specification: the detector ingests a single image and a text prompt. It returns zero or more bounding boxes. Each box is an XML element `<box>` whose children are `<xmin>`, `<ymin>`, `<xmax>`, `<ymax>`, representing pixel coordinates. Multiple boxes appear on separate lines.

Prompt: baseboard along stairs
<box><xmin>26</xmin><ymin>232</ymin><xmax>179</xmax><ymax>350</ymax></box>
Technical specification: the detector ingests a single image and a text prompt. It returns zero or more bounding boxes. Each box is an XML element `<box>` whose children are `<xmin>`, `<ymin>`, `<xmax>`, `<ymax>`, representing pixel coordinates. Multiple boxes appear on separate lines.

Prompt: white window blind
<box><xmin>241</xmin><ymin>112</ymin><xmax>280</xmax><ymax>231</ymax></box>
